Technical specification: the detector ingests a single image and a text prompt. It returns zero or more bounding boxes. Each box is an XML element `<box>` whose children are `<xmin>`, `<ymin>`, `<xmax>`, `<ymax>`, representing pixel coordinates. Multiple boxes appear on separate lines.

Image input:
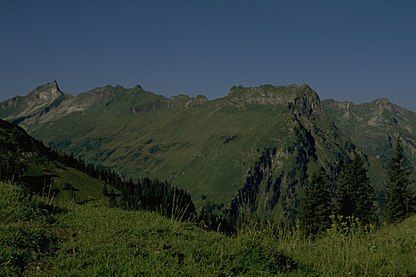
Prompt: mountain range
<box><xmin>1</xmin><ymin>81</ymin><xmax>415</xmax><ymax>211</ymax></box>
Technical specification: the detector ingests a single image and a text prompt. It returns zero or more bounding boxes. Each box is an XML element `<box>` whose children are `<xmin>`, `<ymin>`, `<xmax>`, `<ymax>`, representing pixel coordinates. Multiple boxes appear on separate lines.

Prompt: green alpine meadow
<box><xmin>0</xmin><ymin>81</ymin><xmax>415</xmax><ymax>275</ymax></box>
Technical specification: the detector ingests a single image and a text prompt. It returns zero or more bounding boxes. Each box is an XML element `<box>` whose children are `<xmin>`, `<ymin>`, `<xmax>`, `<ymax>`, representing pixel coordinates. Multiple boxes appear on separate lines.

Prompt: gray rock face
<box><xmin>27</xmin><ymin>81</ymin><xmax>62</xmax><ymax>101</ymax></box>
<box><xmin>0</xmin><ymin>81</ymin><xmax>70</xmax><ymax>124</ymax></box>
<box><xmin>0</xmin><ymin>82</ymin><xmax>125</xmax><ymax>126</ymax></box>
<box><xmin>225</xmin><ymin>84</ymin><xmax>322</xmax><ymax>118</ymax></box>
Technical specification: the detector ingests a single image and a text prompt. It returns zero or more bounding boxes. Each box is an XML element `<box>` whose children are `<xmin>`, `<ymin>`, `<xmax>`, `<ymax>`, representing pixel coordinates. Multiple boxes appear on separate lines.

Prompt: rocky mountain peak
<box><xmin>27</xmin><ymin>80</ymin><xmax>62</xmax><ymax>101</ymax></box>
<box><xmin>372</xmin><ymin>98</ymin><xmax>392</xmax><ymax>107</ymax></box>
<box><xmin>226</xmin><ymin>83</ymin><xmax>321</xmax><ymax>117</ymax></box>
<box><xmin>373</xmin><ymin>98</ymin><xmax>390</xmax><ymax>104</ymax></box>
<box><xmin>289</xmin><ymin>84</ymin><xmax>321</xmax><ymax>117</ymax></box>
<box><xmin>168</xmin><ymin>94</ymin><xmax>209</xmax><ymax>108</ymax></box>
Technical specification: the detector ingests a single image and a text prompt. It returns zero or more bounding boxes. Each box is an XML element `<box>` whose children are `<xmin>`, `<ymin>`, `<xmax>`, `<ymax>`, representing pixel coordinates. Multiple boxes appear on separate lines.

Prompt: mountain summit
<box><xmin>27</xmin><ymin>80</ymin><xmax>62</xmax><ymax>100</ymax></box>
<box><xmin>0</xmin><ymin>80</ymin><xmax>70</xmax><ymax>125</ymax></box>
<box><xmin>225</xmin><ymin>84</ymin><xmax>321</xmax><ymax>118</ymax></box>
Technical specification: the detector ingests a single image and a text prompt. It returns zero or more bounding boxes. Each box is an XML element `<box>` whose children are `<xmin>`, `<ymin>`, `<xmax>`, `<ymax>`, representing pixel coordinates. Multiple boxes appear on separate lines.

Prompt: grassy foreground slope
<box><xmin>1</xmin><ymin>182</ymin><xmax>415</xmax><ymax>276</ymax></box>
<box><xmin>278</xmin><ymin>217</ymin><xmax>416</xmax><ymax>276</ymax></box>
<box><xmin>0</xmin><ymin>182</ymin><xmax>296</xmax><ymax>276</ymax></box>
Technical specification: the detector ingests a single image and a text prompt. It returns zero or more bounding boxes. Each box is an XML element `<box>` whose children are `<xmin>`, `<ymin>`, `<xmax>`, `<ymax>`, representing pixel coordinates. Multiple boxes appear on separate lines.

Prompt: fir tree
<box><xmin>353</xmin><ymin>155</ymin><xmax>375</xmax><ymax>223</ymax></box>
<box><xmin>387</xmin><ymin>138</ymin><xmax>412</xmax><ymax>222</ymax></box>
<box><xmin>337</xmin><ymin>162</ymin><xmax>356</xmax><ymax>218</ymax></box>
<box><xmin>337</xmin><ymin>154</ymin><xmax>375</xmax><ymax>224</ymax></box>
<box><xmin>299</xmin><ymin>167</ymin><xmax>332</xmax><ymax>236</ymax></box>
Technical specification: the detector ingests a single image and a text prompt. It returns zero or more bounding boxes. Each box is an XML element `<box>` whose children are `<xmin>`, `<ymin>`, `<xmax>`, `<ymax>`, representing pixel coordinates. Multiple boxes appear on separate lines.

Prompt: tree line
<box><xmin>299</xmin><ymin>138</ymin><xmax>415</xmax><ymax>237</ymax></box>
<box><xmin>104</xmin><ymin>177</ymin><xmax>196</xmax><ymax>221</ymax></box>
<box><xmin>50</xmin><ymin>150</ymin><xmax>197</xmax><ymax>221</ymax></box>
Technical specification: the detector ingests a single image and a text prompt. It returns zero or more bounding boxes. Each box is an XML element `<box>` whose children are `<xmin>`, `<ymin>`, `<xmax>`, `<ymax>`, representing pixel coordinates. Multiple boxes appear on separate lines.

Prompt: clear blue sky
<box><xmin>1</xmin><ymin>0</ymin><xmax>415</xmax><ymax>109</ymax></box>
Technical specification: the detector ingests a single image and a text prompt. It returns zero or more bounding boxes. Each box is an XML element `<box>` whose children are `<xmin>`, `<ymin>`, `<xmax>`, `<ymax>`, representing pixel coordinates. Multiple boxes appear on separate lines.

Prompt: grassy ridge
<box><xmin>1</xmin><ymin>182</ymin><xmax>415</xmax><ymax>276</ymax></box>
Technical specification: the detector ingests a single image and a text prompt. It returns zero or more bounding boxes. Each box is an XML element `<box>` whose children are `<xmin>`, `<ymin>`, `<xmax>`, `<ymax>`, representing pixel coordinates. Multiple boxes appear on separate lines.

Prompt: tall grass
<box><xmin>236</xmin><ymin>215</ymin><xmax>416</xmax><ymax>276</ymax></box>
<box><xmin>1</xmin><ymin>182</ymin><xmax>415</xmax><ymax>276</ymax></box>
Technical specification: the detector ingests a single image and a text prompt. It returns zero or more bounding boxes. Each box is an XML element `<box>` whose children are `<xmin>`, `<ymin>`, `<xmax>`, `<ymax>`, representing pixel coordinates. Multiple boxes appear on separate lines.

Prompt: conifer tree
<box><xmin>299</xmin><ymin>167</ymin><xmax>333</xmax><ymax>236</ymax></box>
<box><xmin>337</xmin><ymin>154</ymin><xmax>375</xmax><ymax>224</ymax></box>
<box><xmin>353</xmin><ymin>156</ymin><xmax>375</xmax><ymax>223</ymax></box>
<box><xmin>387</xmin><ymin>138</ymin><xmax>412</xmax><ymax>222</ymax></box>
<box><xmin>337</xmin><ymin>162</ymin><xmax>356</xmax><ymax>218</ymax></box>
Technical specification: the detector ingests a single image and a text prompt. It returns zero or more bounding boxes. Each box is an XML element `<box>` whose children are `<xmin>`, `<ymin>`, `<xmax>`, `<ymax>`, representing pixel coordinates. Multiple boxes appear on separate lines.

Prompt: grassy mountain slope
<box><xmin>1</xmin><ymin>181</ymin><xmax>415</xmax><ymax>276</ymax></box>
<box><xmin>2</xmin><ymin>83</ymin><xmax>349</xmax><ymax>205</ymax></box>
<box><xmin>0</xmin><ymin>119</ymin><xmax>107</xmax><ymax>204</ymax></box>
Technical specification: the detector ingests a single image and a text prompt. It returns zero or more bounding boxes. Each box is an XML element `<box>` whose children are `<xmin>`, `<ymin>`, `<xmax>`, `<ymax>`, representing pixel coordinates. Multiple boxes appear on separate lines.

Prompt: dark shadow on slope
<box><xmin>20</xmin><ymin>174</ymin><xmax>59</xmax><ymax>196</ymax></box>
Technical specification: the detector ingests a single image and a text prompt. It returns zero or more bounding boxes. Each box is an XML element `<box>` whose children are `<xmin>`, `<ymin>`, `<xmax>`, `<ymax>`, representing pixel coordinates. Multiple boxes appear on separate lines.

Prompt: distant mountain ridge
<box><xmin>323</xmin><ymin>97</ymin><xmax>416</xmax><ymax>166</ymax></box>
<box><xmin>1</xmin><ymin>81</ymin><xmax>415</xmax><ymax>214</ymax></box>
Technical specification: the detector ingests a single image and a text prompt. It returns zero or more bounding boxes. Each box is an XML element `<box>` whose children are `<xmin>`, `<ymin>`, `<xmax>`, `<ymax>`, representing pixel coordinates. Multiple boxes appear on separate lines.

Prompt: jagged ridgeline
<box><xmin>323</xmin><ymin>98</ymin><xmax>416</xmax><ymax>168</ymax></box>
<box><xmin>1</xmin><ymin>81</ymin><xmax>416</xmax><ymax>213</ymax></box>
